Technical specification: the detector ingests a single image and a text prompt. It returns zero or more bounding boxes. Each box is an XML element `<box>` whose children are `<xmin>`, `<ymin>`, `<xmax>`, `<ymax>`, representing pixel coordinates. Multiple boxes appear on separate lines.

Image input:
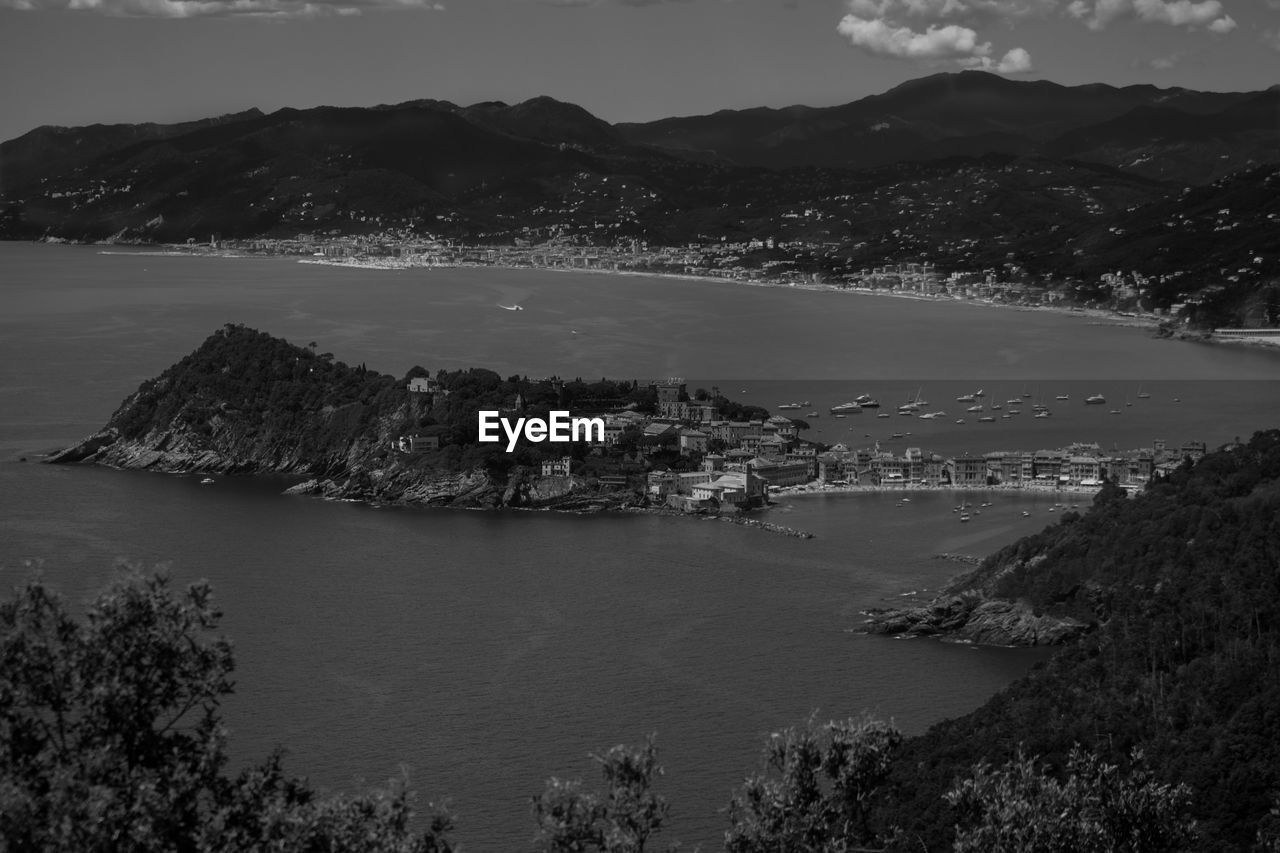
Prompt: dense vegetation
<box><xmin>875</xmin><ymin>429</ymin><xmax>1280</xmax><ymax>851</ymax></box>
<box><xmin>13</xmin><ymin>423</ymin><xmax>1280</xmax><ymax>850</ymax></box>
<box><xmin>0</xmin><ymin>572</ymin><xmax>455</xmax><ymax>853</ymax></box>
<box><xmin>106</xmin><ymin>324</ymin><xmax>711</xmax><ymax>475</ymax></box>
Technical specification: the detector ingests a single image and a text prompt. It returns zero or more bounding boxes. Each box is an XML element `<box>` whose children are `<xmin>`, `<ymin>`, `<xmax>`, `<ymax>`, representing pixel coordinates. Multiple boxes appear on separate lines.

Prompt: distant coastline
<box><xmin>22</xmin><ymin>240</ymin><xmax>1280</xmax><ymax>352</ymax></box>
<box><xmin>291</xmin><ymin>252</ymin><xmax>1177</xmax><ymax>332</ymax></box>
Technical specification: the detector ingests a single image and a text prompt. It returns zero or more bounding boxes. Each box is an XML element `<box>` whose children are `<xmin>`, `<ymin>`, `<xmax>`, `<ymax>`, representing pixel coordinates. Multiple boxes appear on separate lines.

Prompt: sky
<box><xmin>0</xmin><ymin>0</ymin><xmax>1277</xmax><ymax>143</ymax></box>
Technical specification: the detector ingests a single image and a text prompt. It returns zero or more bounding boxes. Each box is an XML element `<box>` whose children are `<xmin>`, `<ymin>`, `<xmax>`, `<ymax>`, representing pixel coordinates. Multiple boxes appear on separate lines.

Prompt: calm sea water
<box><xmin>1</xmin><ymin>243</ymin><xmax>1277</xmax><ymax>851</ymax></box>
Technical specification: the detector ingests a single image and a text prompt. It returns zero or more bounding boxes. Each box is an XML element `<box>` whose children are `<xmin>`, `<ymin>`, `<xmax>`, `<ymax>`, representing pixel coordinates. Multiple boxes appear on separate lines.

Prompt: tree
<box><xmin>725</xmin><ymin>715</ymin><xmax>902</xmax><ymax>853</ymax></box>
<box><xmin>0</xmin><ymin>570</ymin><xmax>453</xmax><ymax>853</ymax></box>
<box><xmin>532</xmin><ymin>737</ymin><xmax>672</xmax><ymax>853</ymax></box>
<box><xmin>945</xmin><ymin>747</ymin><xmax>1197</xmax><ymax>853</ymax></box>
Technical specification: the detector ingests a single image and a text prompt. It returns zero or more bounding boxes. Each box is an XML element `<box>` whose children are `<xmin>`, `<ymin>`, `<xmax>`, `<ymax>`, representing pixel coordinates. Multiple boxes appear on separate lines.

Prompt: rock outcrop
<box><xmin>863</xmin><ymin>593</ymin><xmax>1089</xmax><ymax>646</ymax></box>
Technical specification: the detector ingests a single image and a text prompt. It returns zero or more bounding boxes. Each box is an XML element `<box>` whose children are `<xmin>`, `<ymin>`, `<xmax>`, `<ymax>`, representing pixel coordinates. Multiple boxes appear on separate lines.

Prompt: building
<box><xmin>541</xmin><ymin>456</ymin><xmax>572</xmax><ymax>477</ymax></box>
<box><xmin>747</xmin><ymin>458</ymin><xmax>812</xmax><ymax>488</ymax></box>
<box><xmin>397</xmin><ymin>434</ymin><xmax>440</xmax><ymax>453</ymax></box>
<box><xmin>951</xmin><ymin>455</ymin><xmax>989</xmax><ymax>486</ymax></box>
<box><xmin>678</xmin><ymin>428</ymin><xmax>709</xmax><ymax>456</ymax></box>
<box><xmin>407</xmin><ymin>377</ymin><xmax>440</xmax><ymax>394</ymax></box>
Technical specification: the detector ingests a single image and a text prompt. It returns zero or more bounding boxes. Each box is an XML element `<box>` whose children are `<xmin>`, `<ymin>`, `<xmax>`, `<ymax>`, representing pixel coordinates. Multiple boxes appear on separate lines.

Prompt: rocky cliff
<box><xmin>862</xmin><ymin>592</ymin><xmax>1089</xmax><ymax>646</ymax></box>
<box><xmin>861</xmin><ymin>508</ymin><xmax>1117</xmax><ymax>646</ymax></box>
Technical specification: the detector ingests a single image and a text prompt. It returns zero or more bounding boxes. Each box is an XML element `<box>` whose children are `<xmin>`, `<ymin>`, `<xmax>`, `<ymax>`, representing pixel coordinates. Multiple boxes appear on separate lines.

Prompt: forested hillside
<box><xmin>875</xmin><ymin>429</ymin><xmax>1280</xmax><ymax>851</ymax></box>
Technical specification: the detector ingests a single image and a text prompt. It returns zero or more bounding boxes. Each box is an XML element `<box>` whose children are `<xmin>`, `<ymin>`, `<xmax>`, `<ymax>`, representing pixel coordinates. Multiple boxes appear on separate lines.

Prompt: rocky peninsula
<box><xmin>45</xmin><ymin>324</ymin><xmax>644</xmax><ymax>512</ymax></box>
<box><xmin>861</xmin><ymin>521</ymin><xmax>1111</xmax><ymax>646</ymax></box>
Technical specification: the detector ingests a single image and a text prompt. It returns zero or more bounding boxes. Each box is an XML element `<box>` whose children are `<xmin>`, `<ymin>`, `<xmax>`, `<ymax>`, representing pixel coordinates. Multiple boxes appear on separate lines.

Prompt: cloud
<box><xmin>849</xmin><ymin>0</ymin><xmax>1053</xmax><ymax>20</ymax></box>
<box><xmin>1134</xmin><ymin>49</ymin><xmax>1185</xmax><ymax>68</ymax></box>
<box><xmin>524</xmin><ymin>0</ymin><xmax>694</xmax><ymax>5</ymax></box>
<box><xmin>960</xmin><ymin>45</ymin><xmax>1034</xmax><ymax>71</ymax></box>
<box><xmin>837</xmin><ymin>0</ymin><xmax>1035</xmax><ymax>73</ymax></box>
<box><xmin>1205</xmin><ymin>12</ymin><xmax>1234</xmax><ymax>32</ymax></box>
<box><xmin>838</xmin><ymin>14</ymin><xmax>990</xmax><ymax>58</ymax></box>
<box><xmin>1066</xmin><ymin>0</ymin><xmax>1237</xmax><ymax>32</ymax></box>
<box><xmin>1</xmin><ymin>0</ymin><xmax>443</xmax><ymax>15</ymax></box>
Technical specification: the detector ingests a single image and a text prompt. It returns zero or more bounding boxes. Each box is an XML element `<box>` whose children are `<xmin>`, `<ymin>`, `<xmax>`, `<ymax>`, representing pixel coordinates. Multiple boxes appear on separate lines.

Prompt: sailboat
<box><xmin>1137</xmin><ymin>384</ymin><xmax>1151</xmax><ymax>399</ymax></box>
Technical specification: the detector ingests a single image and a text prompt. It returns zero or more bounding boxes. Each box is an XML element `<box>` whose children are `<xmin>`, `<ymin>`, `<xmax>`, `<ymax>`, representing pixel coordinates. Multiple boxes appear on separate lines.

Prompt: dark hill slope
<box><xmin>870</xmin><ymin>431</ymin><xmax>1280</xmax><ymax>852</ymax></box>
<box><xmin>0</xmin><ymin>102</ymin><xmax>633</xmax><ymax>242</ymax></box>
<box><xmin>0</xmin><ymin>109</ymin><xmax>264</xmax><ymax>190</ymax></box>
<box><xmin>616</xmin><ymin>71</ymin><xmax>1264</xmax><ymax>175</ymax></box>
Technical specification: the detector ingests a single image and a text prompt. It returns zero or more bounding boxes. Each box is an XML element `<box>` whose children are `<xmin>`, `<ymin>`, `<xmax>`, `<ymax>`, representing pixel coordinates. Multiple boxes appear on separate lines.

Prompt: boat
<box><xmin>1085</xmin><ymin>394</ymin><xmax>1107</xmax><ymax>405</ymax></box>
<box><xmin>835</xmin><ymin>414</ymin><xmax>847</xmax><ymax>419</ymax></box>
<box><xmin>899</xmin><ymin>388</ymin><xmax>927</xmax><ymax>410</ymax></box>
<box><xmin>777</xmin><ymin>403</ymin><xmax>802</xmax><ymax>410</ymax></box>
<box><xmin>877</xmin><ymin>412</ymin><xmax>891</xmax><ymax>419</ymax></box>
<box><xmin>956</xmin><ymin>393</ymin><xmax>976</xmax><ymax>402</ymax></box>
<box><xmin>975</xmin><ymin>389</ymin><xmax>985</xmax><ymax>397</ymax></box>
<box><xmin>978</xmin><ymin>416</ymin><xmax>995</xmax><ymax>423</ymax></box>
<box><xmin>967</xmin><ymin>404</ymin><xmax>984</xmax><ymax>412</ymax></box>
<box><xmin>1109</xmin><ymin>408</ymin><xmax>1122</xmax><ymax>415</ymax></box>
<box><xmin>1055</xmin><ymin>394</ymin><xmax>1070</xmax><ymax>401</ymax></box>
<box><xmin>807</xmin><ymin>412</ymin><xmax>820</xmax><ymax>418</ymax></box>
<box><xmin>990</xmin><ymin>403</ymin><xmax>1002</xmax><ymax>410</ymax></box>
<box><xmin>955</xmin><ymin>418</ymin><xmax>966</xmax><ymax>424</ymax></box>
<box><xmin>959</xmin><ymin>513</ymin><xmax>971</xmax><ymax>523</ymax></box>
<box><xmin>1021</xmin><ymin>510</ymin><xmax>1030</xmax><ymax>517</ymax></box>
<box><xmin>859</xmin><ymin>399</ymin><xmax>881</xmax><ymax>409</ymax></box>
<box><xmin>498</xmin><ymin>304</ymin><xmax>524</xmax><ymax>311</ymax></box>
<box><xmin>830</xmin><ymin>402</ymin><xmax>861</xmax><ymax>413</ymax></box>
<box><xmin>1035</xmin><ymin>411</ymin><xmax>1051</xmax><ymax>418</ymax></box>
<box><xmin>200</xmin><ymin>477</ymin><xmax>215</xmax><ymax>485</ymax></box>
<box><xmin>1138</xmin><ymin>389</ymin><xmax>1151</xmax><ymax>399</ymax></box>
<box><xmin>1006</xmin><ymin>398</ymin><xmax>1021</xmax><ymax>405</ymax></box>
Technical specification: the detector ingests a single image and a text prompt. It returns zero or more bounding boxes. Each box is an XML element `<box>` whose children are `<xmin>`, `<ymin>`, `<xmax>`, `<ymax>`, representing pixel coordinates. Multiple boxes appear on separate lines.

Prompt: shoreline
<box><xmin>770</xmin><ymin>482</ymin><xmax>1105</xmax><ymax>498</ymax></box>
<box><xmin>15</xmin><ymin>241</ymin><xmax>1280</xmax><ymax>353</ymax></box>
<box><xmin>61</xmin><ymin>241</ymin><xmax>1280</xmax><ymax>351</ymax></box>
<box><xmin>292</xmin><ymin>254</ymin><xmax>1167</xmax><ymax>332</ymax></box>
<box><xmin>57</xmin><ymin>241</ymin><xmax>1166</xmax><ymax>335</ymax></box>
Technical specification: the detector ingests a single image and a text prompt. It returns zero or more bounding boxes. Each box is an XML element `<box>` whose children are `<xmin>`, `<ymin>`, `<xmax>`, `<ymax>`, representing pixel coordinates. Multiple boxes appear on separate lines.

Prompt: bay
<box><xmin>1</xmin><ymin>242</ymin><xmax>1277</xmax><ymax>851</ymax></box>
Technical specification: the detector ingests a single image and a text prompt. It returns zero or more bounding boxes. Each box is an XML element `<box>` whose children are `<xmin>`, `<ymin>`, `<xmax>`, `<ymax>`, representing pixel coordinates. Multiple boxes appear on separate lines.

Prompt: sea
<box><xmin>2</xmin><ymin>243</ymin><xmax>1278</xmax><ymax>851</ymax></box>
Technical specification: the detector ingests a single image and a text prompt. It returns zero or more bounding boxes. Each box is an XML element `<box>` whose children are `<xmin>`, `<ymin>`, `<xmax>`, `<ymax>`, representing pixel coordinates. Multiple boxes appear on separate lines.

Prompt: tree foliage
<box><xmin>0</xmin><ymin>570</ymin><xmax>453</xmax><ymax>853</ymax></box>
<box><xmin>532</xmin><ymin>737</ymin><xmax>671</xmax><ymax>853</ymax></box>
<box><xmin>725</xmin><ymin>715</ymin><xmax>902</xmax><ymax>853</ymax></box>
<box><xmin>946</xmin><ymin>747</ymin><xmax>1196</xmax><ymax>853</ymax></box>
<box><xmin>878</xmin><ymin>429</ymin><xmax>1280</xmax><ymax>851</ymax></box>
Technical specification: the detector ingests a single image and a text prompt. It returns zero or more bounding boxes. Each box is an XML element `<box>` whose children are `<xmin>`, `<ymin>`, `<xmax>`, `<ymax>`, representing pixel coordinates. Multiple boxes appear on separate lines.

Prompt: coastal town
<box><xmin>182</xmin><ymin>231</ymin><xmax>1214</xmax><ymax>321</ymax></box>
<box><xmin>401</xmin><ymin>376</ymin><xmax>1207</xmax><ymax>515</ymax></box>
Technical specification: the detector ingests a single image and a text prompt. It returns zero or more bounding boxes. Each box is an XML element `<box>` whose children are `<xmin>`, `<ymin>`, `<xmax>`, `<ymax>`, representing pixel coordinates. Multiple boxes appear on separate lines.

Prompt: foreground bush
<box><xmin>0</xmin><ymin>571</ymin><xmax>452</xmax><ymax>853</ymax></box>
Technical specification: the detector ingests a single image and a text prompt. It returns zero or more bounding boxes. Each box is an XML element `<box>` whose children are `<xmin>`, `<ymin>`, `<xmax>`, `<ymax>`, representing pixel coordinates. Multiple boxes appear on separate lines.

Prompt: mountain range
<box><xmin>1</xmin><ymin>70</ymin><xmax>1276</xmax><ymax>325</ymax></box>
